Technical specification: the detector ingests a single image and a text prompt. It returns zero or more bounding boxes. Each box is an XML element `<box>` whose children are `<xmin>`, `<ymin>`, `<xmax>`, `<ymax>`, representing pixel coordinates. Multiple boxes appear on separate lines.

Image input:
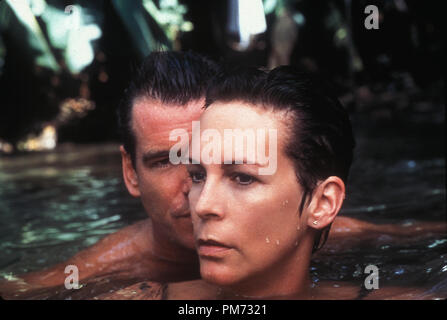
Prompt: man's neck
<box><xmin>135</xmin><ymin>219</ymin><xmax>200</xmax><ymax>282</ymax></box>
<box><xmin>148</xmin><ymin>219</ymin><xmax>198</xmax><ymax>265</ymax></box>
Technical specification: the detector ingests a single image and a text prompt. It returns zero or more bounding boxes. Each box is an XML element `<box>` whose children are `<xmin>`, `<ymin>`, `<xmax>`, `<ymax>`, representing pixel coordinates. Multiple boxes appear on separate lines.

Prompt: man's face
<box><xmin>121</xmin><ymin>97</ymin><xmax>204</xmax><ymax>250</ymax></box>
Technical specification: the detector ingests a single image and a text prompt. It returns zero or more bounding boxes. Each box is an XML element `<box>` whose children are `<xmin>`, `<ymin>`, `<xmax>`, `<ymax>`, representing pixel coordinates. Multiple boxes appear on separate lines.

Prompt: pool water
<box><xmin>0</xmin><ymin>114</ymin><xmax>446</xmax><ymax>299</ymax></box>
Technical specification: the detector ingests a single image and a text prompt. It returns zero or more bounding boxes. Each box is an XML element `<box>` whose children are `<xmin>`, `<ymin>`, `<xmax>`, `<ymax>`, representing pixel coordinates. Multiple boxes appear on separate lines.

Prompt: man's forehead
<box><xmin>132</xmin><ymin>97</ymin><xmax>204</xmax><ymax>149</ymax></box>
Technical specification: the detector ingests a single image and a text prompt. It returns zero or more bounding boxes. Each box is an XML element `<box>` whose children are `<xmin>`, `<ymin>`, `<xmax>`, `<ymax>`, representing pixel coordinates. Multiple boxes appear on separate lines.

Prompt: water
<box><xmin>310</xmin><ymin>116</ymin><xmax>447</xmax><ymax>298</ymax></box>
<box><xmin>0</xmin><ymin>116</ymin><xmax>445</xmax><ymax>299</ymax></box>
<box><xmin>0</xmin><ymin>144</ymin><xmax>146</xmax><ymax>275</ymax></box>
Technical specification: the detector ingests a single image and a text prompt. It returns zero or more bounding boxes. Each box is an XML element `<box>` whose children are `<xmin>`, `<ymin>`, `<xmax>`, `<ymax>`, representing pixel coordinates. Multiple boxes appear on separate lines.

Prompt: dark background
<box><xmin>0</xmin><ymin>0</ymin><xmax>444</xmax><ymax>149</ymax></box>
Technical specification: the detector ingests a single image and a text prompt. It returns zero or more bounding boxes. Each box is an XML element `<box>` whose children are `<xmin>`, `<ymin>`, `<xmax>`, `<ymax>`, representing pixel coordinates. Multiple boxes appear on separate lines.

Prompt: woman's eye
<box><xmin>189</xmin><ymin>171</ymin><xmax>206</xmax><ymax>183</ymax></box>
<box><xmin>233</xmin><ymin>173</ymin><xmax>256</xmax><ymax>185</ymax></box>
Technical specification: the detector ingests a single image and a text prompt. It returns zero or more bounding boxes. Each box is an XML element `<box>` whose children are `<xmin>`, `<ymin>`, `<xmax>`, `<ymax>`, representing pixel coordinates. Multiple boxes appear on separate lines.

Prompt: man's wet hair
<box><xmin>118</xmin><ymin>51</ymin><xmax>219</xmax><ymax>166</ymax></box>
<box><xmin>205</xmin><ymin>65</ymin><xmax>356</xmax><ymax>252</ymax></box>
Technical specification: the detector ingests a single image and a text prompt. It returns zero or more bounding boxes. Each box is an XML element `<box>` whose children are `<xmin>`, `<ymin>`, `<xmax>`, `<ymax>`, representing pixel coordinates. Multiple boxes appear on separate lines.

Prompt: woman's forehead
<box><xmin>201</xmin><ymin>101</ymin><xmax>281</xmax><ymax>130</ymax></box>
<box><xmin>200</xmin><ymin>101</ymin><xmax>292</xmax><ymax>148</ymax></box>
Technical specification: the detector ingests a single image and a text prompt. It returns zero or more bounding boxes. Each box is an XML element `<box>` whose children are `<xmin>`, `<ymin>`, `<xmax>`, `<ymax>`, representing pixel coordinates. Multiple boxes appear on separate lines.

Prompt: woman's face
<box><xmin>187</xmin><ymin>102</ymin><xmax>309</xmax><ymax>294</ymax></box>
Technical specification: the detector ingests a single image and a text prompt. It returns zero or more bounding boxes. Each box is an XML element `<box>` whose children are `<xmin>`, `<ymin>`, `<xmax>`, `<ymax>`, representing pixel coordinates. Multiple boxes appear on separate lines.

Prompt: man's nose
<box><xmin>182</xmin><ymin>173</ymin><xmax>192</xmax><ymax>195</ymax></box>
<box><xmin>194</xmin><ymin>176</ymin><xmax>225</xmax><ymax>220</ymax></box>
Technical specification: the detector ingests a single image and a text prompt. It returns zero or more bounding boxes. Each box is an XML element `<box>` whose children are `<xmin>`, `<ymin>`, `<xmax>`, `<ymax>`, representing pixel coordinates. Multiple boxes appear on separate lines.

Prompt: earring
<box><xmin>312</xmin><ymin>220</ymin><xmax>318</xmax><ymax>225</ymax></box>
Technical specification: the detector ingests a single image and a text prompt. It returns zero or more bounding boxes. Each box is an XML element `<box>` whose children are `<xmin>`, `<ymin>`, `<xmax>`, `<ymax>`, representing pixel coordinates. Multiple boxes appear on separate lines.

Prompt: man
<box><xmin>0</xmin><ymin>51</ymin><xmax>444</xmax><ymax>299</ymax></box>
<box><xmin>0</xmin><ymin>51</ymin><xmax>217</xmax><ymax>298</ymax></box>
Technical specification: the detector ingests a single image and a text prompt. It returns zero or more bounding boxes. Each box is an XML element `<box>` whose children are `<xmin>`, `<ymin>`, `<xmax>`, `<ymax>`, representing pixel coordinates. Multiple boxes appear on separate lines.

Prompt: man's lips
<box><xmin>172</xmin><ymin>212</ymin><xmax>191</xmax><ymax>219</ymax></box>
<box><xmin>197</xmin><ymin>238</ymin><xmax>233</xmax><ymax>257</ymax></box>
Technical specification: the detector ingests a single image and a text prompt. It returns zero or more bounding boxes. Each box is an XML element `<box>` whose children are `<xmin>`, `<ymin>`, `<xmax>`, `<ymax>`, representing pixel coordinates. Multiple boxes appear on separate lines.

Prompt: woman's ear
<box><xmin>120</xmin><ymin>146</ymin><xmax>141</xmax><ymax>198</ymax></box>
<box><xmin>306</xmin><ymin>176</ymin><xmax>345</xmax><ymax>230</ymax></box>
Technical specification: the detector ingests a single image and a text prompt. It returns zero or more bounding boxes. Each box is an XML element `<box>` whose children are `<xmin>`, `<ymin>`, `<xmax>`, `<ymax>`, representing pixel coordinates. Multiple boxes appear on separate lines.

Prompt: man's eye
<box><xmin>189</xmin><ymin>171</ymin><xmax>206</xmax><ymax>183</ymax></box>
<box><xmin>232</xmin><ymin>173</ymin><xmax>256</xmax><ymax>185</ymax></box>
<box><xmin>152</xmin><ymin>158</ymin><xmax>171</xmax><ymax>168</ymax></box>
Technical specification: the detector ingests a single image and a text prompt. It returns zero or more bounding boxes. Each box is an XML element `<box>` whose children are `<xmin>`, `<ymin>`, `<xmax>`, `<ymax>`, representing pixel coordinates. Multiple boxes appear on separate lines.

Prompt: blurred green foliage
<box><xmin>0</xmin><ymin>0</ymin><xmax>191</xmax><ymax>74</ymax></box>
<box><xmin>0</xmin><ymin>0</ymin><xmax>60</xmax><ymax>72</ymax></box>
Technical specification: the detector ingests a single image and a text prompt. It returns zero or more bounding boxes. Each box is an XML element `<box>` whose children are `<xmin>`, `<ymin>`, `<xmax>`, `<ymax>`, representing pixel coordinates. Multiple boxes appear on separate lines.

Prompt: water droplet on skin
<box><xmin>265</xmin><ymin>237</ymin><xmax>270</xmax><ymax>243</ymax></box>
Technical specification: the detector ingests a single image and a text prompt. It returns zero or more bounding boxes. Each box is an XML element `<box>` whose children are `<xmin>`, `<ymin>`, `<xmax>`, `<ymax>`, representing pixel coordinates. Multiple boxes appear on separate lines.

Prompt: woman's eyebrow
<box><xmin>188</xmin><ymin>157</ymin><xmax>267</xmax><ymax>167</ymax></box>
<box><xmin>222</xmin><ymin>161</ymin><xmax>268</xmax><ymax>168</ymax></box>
<box><xmin>224</xmin><ymin>155</ymin><xmax>269</xmax><ymax>166</ymax></box>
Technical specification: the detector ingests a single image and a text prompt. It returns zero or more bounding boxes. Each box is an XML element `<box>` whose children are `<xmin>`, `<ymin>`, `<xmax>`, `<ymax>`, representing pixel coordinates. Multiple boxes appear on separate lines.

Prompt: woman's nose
<box><xmin>194</xmin><ymin>176</ymin><xmax>225</xmax><ymax>220</ymax></box>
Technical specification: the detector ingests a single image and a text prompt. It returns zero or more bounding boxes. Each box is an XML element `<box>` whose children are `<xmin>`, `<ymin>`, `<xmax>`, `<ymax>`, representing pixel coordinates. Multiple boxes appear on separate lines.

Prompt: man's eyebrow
<box><xmin>142</xmin><ymin>150</ymin><xmax>170</xmax><ymax>163</ymax></box>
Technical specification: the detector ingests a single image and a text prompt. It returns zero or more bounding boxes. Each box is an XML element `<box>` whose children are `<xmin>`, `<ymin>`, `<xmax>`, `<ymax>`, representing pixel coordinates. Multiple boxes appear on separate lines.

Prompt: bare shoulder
<box><xmin>13</xmin><ymin>219</ymin><xmax>153</xmax><ymax>289</ymax></box>
<box><xmin>332</xmin><ymin>216</ymin><xmax>447</xmax><ymax>238</ymax></box>
<box><xmin>90</xmin><ymin>218</ymin><xmax>152</xmax><ymax>255</ymax></box>
<box><xmin>331</xmin><ymin>216</ymin><xmax>377</xmax><ymax>235</ymax></box>
<box><xmin>65</xmin><ymin>219</ymin><xmax>152</xmax><ymax>266</ymax></box>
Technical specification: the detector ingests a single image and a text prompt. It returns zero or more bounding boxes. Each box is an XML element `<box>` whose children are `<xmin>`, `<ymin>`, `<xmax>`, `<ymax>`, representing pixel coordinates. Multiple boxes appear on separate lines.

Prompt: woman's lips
<box><xmin>197</xmin><ymin>239</ymin><xmax>232</xmax><ymax>258</ymax></box>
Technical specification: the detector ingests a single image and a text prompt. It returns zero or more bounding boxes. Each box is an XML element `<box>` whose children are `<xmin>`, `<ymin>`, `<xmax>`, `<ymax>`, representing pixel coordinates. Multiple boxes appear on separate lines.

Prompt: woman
<box><xmin>91</xmin><ymin>66</ymin><xmax>443</xmax><ymax>300</ymax></box>
<box><xmin>185</xmin><ymin>65</ymin><xmax>356</xmax><ymax>299</ymax></box>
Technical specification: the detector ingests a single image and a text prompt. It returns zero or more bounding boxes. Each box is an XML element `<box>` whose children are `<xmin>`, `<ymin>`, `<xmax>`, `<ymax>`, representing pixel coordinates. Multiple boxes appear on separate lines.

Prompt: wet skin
<box><xmin>187</xmin><ymin>102</ymin><xmax>319</xmax><ymax>297</ymax></box>
<box><xmin>0</xmin><ymin>98</ymin><xmax>204</xmax><ymax>297</ymax></box>
<box><xmin>95</xmin><ymin>277</ymin><xmax>444</xmax><ymax>300</ymax></box>
<box><xmin>97</xmin><ymin>102</ymin><xmax>447</xmax><ymax>300</ymax></box>
<box><xmin>1</xmin><ymin>98</ymin><xmax>446</xmax><ymax>299</ymax></box>
<box><xmin>185</xmin><ymin>101</ymin><xmax>364</xmax><ymax>298</ymax></box>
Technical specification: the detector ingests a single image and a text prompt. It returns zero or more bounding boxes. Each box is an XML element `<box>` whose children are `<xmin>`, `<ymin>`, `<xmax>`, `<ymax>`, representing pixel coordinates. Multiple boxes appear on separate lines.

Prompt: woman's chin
<box><xmin>200</xmin><ymin>265</ymin><xmax>242</xmax><ymax>287</ymax></box>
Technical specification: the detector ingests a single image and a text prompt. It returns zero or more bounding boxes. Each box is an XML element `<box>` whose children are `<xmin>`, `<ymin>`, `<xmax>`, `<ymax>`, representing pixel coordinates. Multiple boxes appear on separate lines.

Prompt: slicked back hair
<box><xmin>118</xmin><ymin>51</ymin><xmax>219</xmax><ymax>166</ymax></box>
<box><xmin>205</xmin><ymin>65</ymin><xmax>356</xmax><ymax>253</ymax></box>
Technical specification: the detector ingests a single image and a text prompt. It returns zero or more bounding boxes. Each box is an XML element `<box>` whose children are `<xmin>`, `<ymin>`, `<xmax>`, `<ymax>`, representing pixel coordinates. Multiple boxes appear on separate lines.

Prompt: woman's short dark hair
<box><xmin>205</xmin><ymin>65</ymin><xmax>356</xmax><ymax>252</ymax></box>
<box><xmin>118</xmin><ymin>51</ymin><xmax>219</xmax><ymax>166</ymax></box>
